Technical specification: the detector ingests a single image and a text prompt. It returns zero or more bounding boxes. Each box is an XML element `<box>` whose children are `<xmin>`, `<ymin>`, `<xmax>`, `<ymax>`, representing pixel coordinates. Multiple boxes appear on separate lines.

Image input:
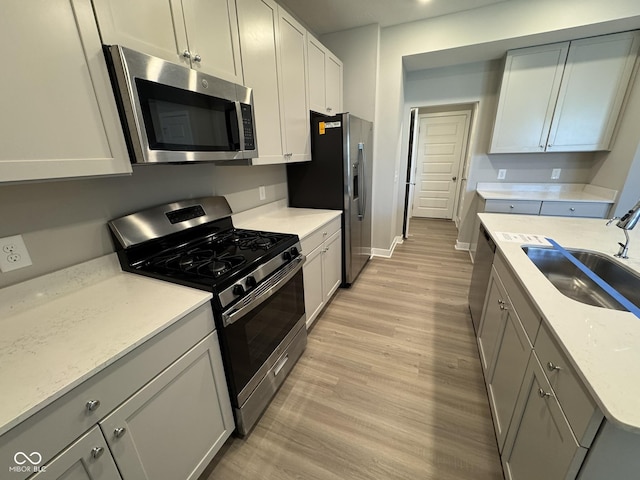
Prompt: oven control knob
<box><xmin>246</xmin><ymin>276</ymin><xmax>257</xmax><ymax>288</ymax></box>
<box><xmin>233</xmin><ymin>284</ymin><xmax>245</xmax><ymax>296</ymax></box>
<box><xmin>290</xmin><ymin>247</ymin><xmax>299</xmax><ymax>257</ymax></box>
<box><xmin>282</xmin><ymin>251</ymin><xmax>292</xmax><ymax>261</ymax></box>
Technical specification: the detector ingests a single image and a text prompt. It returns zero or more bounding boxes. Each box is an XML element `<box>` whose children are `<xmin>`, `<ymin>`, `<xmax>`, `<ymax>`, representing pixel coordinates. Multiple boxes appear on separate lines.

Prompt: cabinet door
<box><xmin>486</xmin><ymin>305</ymin><xmax>531</xmax><ymax>452</ymax></box>
<box><xmin>181</xmin><ymin>0</ymin><xmax>244</xmax><ymax>84</ymax></box>
<box><xmin>502</xmin><ymin>355</ymin><xmax>587</xmax><ymax>480</ymax></box>
<box><xmin>0</xmin><ymin>0</ymin><xmax>131</xmax><ymax>183</ymax></box>
<box><xmin>308</xmin><ymin>36</ymin><xmax>327</xmax><ymax>114</ymax></box>
<box><xmin>277</xmin><ymin>9</ymin><xmax>311</xmax><ymax>163</ymax></box>
<box><xmin>325</xmin><ymin>52</ymin><xmax>343</xmax><ymax>114</ymax></box>
<box><xmin>489</xmin><ymin>43</ymin><xmax>569</xmax><ymax>153</ymax></box>
<box><xmin>547</xmin><ymin>31</ymin><xmax>640</xmax><ymax>152</ymax></box>
<box><xmin>303</xmin><ymin>245</ymin><xmax>324</xmax><ymax>328</ymax></box>
<box><xmin>91</xmin><ymin>0</ymin><xmax>184</xmax><ymax>65</ymax></box>
<box><xmin>30</xmin><ymin>427</ymin><xmax>121</xmax><ymax>480</ymax></box>
<box><xmin>477</xmin><ymin>268</ymin><xmax>508</xmax><ymax>372</ymax></box>
<box><xmin>236</xmin><ymin>0</ymin><xmax>286</xmax><ymax>165</ymax></box>
<box><xmin>322</xmin><ymin>229</ymin><xmax>343</xmax><ymax>303</ymax></box>
<box><xmin>99</xmin><ymin>332</ymin><xmax>234</xmax><ymax>480</ymax></box>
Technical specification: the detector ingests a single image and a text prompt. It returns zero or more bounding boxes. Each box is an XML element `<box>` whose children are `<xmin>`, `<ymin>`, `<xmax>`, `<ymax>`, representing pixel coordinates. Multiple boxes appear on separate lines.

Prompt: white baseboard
<box><xmin>372</xmin><ymin>236</ymin><xmax>404</xmax><ymax>258</ymax></box>
<box><xmin>455</xmin><ymin>240</ymin><xmax>470</xmax><ymax>251</ymax></box>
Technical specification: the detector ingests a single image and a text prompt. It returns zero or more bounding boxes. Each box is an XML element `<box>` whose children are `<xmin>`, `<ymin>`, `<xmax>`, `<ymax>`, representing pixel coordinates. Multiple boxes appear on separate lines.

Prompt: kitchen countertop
<box><xmin>478</xmin><ymin>213</ymin><xmax>640</xmax><ymax>432</ymax></box>
<box><xmin>233</xmin><ymin>199</ymin><xmax>342</xmax><ymax>238</ymax></box>
<box><xmin>476</xmin><ymin>183</ymin><xmax>617</xmax><ymax>203</ymax></box>
<box><xmin>0</xmin><ymin>254</ymin><xmax>212</xmax><ymax>437</ymax></box>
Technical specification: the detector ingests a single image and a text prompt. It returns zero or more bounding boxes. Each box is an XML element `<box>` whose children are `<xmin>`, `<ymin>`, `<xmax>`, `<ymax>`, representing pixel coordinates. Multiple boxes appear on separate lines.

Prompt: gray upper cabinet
<box><xmin>0</xmin><ymin>0</ymin><xmax>132</xmax><ymax>183</ymax></box>
<box><xmin>237</xmin><ymin>0</ymin><xmax>311</xmax><ymax>165</ymax></box>
<box><xmin>490</xmin><ymin>31</ymin><xmax>640</xmax><ymax>153</ymax></box>
<box><xmin>93</xmin><ymin>0</ymin><xmax>243</xmax><ymax>84</ymax></box>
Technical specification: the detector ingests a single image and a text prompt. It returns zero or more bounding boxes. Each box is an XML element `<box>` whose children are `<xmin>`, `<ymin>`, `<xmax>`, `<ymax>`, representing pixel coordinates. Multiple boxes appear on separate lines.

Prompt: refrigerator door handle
<box><xmin>358</xmin><ymin>143</ymin><xmax>366</xmax><ymax>220</ymax></box>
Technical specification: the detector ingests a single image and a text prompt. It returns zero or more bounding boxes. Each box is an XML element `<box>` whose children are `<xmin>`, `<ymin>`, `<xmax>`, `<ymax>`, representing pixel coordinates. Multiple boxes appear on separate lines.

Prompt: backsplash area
<box><xmin>0</xmin><ymin>163</ymin><xmax>287</xmax><ymax>288</ymax></box>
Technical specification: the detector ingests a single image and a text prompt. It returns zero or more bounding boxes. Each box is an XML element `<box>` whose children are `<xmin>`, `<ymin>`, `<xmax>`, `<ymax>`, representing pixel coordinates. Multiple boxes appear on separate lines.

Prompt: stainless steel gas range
<box><xmin>108</xmin><ymin>197</ymin><xmax>306</xmax><ymax>436</ymax></box>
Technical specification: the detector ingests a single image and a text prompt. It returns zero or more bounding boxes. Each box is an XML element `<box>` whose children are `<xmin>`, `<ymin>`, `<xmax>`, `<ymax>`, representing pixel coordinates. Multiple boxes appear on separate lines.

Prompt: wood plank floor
<box><xmin>202</xmin><ymin>218</ymin><xmax>504</xmax><ymax>480</ymax></box>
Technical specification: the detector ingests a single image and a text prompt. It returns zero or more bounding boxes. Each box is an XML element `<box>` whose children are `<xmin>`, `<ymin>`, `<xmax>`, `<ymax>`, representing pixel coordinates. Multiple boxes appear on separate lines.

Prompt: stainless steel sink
<box><xmin>522</xmin><ymin>246</ymin><xmax>640</xmax><ymax>311</ymax></box>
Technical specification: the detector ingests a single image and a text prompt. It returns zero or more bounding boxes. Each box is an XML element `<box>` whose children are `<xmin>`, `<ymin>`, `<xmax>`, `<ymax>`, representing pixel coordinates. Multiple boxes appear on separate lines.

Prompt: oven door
<box><xmin>220</xmin><ymin>259</ymin><xmax>305</xmax><ymax>407</ymax></box>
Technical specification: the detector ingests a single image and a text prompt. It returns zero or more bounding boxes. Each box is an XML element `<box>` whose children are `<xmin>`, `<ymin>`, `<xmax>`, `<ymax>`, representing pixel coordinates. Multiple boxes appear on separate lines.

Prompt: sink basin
<box><xmin>522</xmin><ymin>246</ymin><xmax>640</xmax><ymax>311</ymax></box>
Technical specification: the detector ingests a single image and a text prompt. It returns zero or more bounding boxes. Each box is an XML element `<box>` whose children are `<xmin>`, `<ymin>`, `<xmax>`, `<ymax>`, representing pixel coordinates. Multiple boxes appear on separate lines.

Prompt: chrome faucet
<box><xmin>607</xmin><ymin>198</ymin><xmax>640</xmax><ymax>258</ymax></box>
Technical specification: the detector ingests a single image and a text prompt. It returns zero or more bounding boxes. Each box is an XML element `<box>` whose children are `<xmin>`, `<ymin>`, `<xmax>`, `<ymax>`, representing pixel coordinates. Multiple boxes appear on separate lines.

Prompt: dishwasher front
<box><xmin>468</xmin><ymin>224</ymin><xmax>496</xmax><ymax>331</ymax></box>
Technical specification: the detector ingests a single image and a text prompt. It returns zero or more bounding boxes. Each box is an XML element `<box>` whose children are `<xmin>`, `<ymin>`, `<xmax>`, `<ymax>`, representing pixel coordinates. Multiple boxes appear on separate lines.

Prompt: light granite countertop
<box><xmin>233</xmin><ymin>200</ymin><xmax>342</xmax><ymax>238</ymax></box>
<box><xmin>476</xmin><ymin>183</ymin><xmax>617</xmax><ymax>203</ymax></box>
<box><xmin>0</xmin><ymin>254</ymin><xmax>212</xmax><ymax>436</ymax></box>
<box><xmin>478</xmin><ymin>213</ymin><xmax>640</xmax><ymax>432</ymax></box>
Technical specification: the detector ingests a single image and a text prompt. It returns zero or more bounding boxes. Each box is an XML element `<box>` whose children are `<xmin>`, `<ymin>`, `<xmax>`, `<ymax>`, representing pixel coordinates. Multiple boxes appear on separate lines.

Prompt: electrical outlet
<box><xmin>551</xmin><ymin>168</ymin><xmax>561</xmax><ymax>180</ymax></box>
<box><xmin>0</xmin><ymin>235</ymin><xmax>32</xmax><ymax>273</ymax></box>
<box><xmin>497</xmin><ymin>169</ymin><xmax>507</xmax><ymax>180</ymax></box>
<box><xmin>259</xmin><ymin>185</ymin><xmax>266</xmax><ymax>201</ymax></box>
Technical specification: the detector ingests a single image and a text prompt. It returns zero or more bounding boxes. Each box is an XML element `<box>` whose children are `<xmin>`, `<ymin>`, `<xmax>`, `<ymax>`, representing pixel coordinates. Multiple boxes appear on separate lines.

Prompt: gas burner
<box><xmin>195</xmin><ymin>254</ymin><xmax>246</xmax><ymax>278</ymax></box>
<box><xmin>231</xmin><ymin>231</ymin><xmax>279</xmax><ymax>251</ymax></box>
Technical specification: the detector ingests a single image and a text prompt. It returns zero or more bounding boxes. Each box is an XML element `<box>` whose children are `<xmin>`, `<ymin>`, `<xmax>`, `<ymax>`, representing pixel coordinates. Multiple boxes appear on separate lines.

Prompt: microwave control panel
<box><xmin>240</xmin><ymin>104</ymin><xmax>255</xmax><ymax>151</ymax></box>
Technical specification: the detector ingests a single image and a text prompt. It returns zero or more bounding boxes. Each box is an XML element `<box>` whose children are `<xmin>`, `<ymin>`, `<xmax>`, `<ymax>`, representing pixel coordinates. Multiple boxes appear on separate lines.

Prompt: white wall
<box><xmin>321</xmin><ymin>24</ymin><xmax>380</xmax><ymax>122</ymax></box>
<box><xmin>373</xmin><ymin>0</ymin><xmax>640</xmax><ymax>251</ymax></box>
<box><xmin>401</xmin><ymin>61</ymin><xmax>597</xmax><ymax>248</ymax></box>
<box><xmin>0</xmin><ymin>164</ymin><xmax>287</xmax><ymax>288</ymax></box>
<box><xmin>591</xmin><ymin>65</ymin><xmax>640</xmax><ymax>213</ymax></box>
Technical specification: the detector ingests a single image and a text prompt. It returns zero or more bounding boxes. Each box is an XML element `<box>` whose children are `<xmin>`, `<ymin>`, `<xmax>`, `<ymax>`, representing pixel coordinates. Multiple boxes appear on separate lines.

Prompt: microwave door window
<box><xmin>136</xmin><ymin>79</ymin><xmax>240</xmax><ymax>152</ymax></box>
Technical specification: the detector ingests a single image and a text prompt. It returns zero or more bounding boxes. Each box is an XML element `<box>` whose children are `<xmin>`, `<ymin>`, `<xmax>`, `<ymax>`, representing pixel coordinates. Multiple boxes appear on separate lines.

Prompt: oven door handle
<box><xmin>222</xmin><ymin>255</ymin><xmax>306</xmax><ymax>327</ymax></box>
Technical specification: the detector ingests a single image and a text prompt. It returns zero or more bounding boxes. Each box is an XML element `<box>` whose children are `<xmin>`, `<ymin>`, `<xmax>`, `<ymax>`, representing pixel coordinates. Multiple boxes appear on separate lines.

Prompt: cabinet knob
<box><xmin>182</xmin><ymin>50</ymin><xmax>191</xmax><ymax>59</ymax></box>
<box><xmin>327</xmin><ymin>107</ymin><xmax>332</xmax><ymax>112</ymax></box>
<box><xmin>509</xmin><ymin>205</ymin><xmax>514</xmax><ymax>209</ymax></box>
<box><xmin>91</xmin><ymin>447</ymin><xmax>104</xmax><ymax>459</ymax></box>
<box><xmin>114</xmin><ymin>427</ymin><xmax>127</xmax><ymax>438</ymax></box>
<box><xmin>547</xmin><ymin>361</ymin><xmax>562</xmax><ymax>372</ymax></box>
<box><xmin>538</xmin><ymin>388</ymin><xmax>552</xmax><ymax>399</ymax></box>
<box><xmin>86</xmin><ymin>400</ymin><xmax>101</xmax><ymax>412</ymax></box>
<box><xmin>452</xmin><ymin>176</ymin><xmax>457</xmax><ymax>181</ymax></box>
<box><xmin>193</xmin><ymin>54</ymin><xmax>202</xmax><ymax>63</ymax></box>
<box><xmin>570</xmin><ymin>207</ymin><xmax>575</xmax><ymax>212</ymax></box>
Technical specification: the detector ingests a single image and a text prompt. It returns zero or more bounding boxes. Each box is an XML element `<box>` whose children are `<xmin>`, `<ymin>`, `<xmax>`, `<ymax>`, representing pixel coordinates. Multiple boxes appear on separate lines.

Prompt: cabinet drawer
<box><xmin>300</xmin><ymin>216</ymin><xmax>341</xmax><ymax>254</ymax></box>
<box><xmin>534</xmin><ymin>323</ymin><xmax>603</xmax><ymax>447</ymax></box>
<box><xmin>485</xmin><ymin>199</ymin><xmax>542</xmax><ymax>215</ymax></box>
<box><xmin>539</xmin><ymin>201</ymin><xmax>610</xmax><ymax>218</ymax></box>
<box><xmin>0</xmin><ymin>304</ymin><xmax>215</xmax><ymax>479</ymax></box>
<box><xmin>494</xmin><ymin>253</ymin><xmax>541</xmax><ymax>343</ymax></box>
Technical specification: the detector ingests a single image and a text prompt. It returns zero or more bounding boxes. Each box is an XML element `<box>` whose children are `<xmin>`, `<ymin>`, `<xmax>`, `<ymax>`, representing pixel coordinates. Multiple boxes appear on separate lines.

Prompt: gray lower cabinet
<box><xmin>99</xmin><ymin>332</ymin><xmax>233</xmax><ymax>480</ymax></box>
<box><xmin>0</xmin><ymin>304</ymin><xmax>233</xmax><ymax>480</ymax></box>
<box><xmin>478</xmin><ymin>261</ymin><xmax>535</xmax><ymax>452</ymax></box>
<box><xmin>502</xmin><ymin>354</ymin><xmax>587</xmax><ymax>480</ymax></box>
<box><xmin>30</xmin><ymin>427</ymin><xmax>121</xmax><ymax>480</ymax></box>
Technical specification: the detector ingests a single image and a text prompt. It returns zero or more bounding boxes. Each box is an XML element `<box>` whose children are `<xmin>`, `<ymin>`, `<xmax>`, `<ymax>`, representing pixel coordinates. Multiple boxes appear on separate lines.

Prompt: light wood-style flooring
<box><xmin>203</xmin><ymin>219</ymin><xmax>504</xmax><ymax>480</ymax></box>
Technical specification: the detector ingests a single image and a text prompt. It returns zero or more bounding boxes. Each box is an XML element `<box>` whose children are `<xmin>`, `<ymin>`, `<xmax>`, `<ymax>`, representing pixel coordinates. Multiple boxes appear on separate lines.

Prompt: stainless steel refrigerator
<box><xmin>287</xmin><ymin>112</ymin><xmax>373</xmax><ymax>285</ymax></box>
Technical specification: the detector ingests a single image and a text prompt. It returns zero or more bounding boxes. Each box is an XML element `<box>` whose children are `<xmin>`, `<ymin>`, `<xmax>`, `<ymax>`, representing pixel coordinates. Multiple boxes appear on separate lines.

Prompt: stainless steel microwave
<box><xmin>105</xmin><ymin>45</ymin><xmax>257</xmax><ymax>164</ymax></box>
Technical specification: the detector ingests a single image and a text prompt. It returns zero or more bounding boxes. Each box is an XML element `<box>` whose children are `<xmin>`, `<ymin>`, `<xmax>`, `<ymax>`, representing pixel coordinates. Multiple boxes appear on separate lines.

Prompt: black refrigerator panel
<box><xmin>287</xmin><ymin>113</ymin><xmax>344</xmax><ymax>211</ymax></box>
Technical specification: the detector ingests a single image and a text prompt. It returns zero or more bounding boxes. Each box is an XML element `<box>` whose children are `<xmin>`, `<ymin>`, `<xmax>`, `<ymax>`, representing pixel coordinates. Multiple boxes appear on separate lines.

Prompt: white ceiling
<box><xmin>277</xmin><ymin>0</ymin><xmax>512</xmax><ymax>36</ymax></box>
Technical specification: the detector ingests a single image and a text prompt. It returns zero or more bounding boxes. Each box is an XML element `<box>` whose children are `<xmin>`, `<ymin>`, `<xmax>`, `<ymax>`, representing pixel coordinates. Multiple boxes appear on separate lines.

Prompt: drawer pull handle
<box><xmin>91</xmin><ymin>447</ymin><xmax>104</xmax><ymax>459</ymax></box>
<box><xmin>114</xmin><ymin>427</ymin><xmax>127</xmax><ymax>438</ymax></box>
<box><xmin>538</xmin><ymin>388</ymin><xmax>552</xmax><ymax>399</ymax></box>
<box><xmin>86</xmin><ymin>400</ymin><xmax>101</xmax><ymax>412</ymax></box>
<box><xmin>547</xmin><ymin>361</ymin><xmax>562</xmax><ymax>372</ymax></box>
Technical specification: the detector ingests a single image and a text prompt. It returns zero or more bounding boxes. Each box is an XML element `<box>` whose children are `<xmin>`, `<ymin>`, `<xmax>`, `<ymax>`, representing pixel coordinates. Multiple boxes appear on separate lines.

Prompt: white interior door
<box><xmin>412</xmin><ymin>112</ymin><xmax>470</xmax><ymax>219</ymax></box>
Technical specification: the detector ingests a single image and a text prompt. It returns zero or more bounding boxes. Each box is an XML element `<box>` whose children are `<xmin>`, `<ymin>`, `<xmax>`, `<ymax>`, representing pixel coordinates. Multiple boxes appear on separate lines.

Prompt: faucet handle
<box><xmin>606</xmin><ymin>217</ymin><xmax>619</xmax><ymax>226</ymax></box>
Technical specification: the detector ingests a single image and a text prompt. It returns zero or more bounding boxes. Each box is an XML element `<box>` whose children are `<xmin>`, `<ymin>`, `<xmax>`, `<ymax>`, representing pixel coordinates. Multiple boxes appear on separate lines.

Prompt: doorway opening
<box><xmin>403</xmin><ymin>104</ymin><xmax>475</xmax><ymax>239</ymax></box>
